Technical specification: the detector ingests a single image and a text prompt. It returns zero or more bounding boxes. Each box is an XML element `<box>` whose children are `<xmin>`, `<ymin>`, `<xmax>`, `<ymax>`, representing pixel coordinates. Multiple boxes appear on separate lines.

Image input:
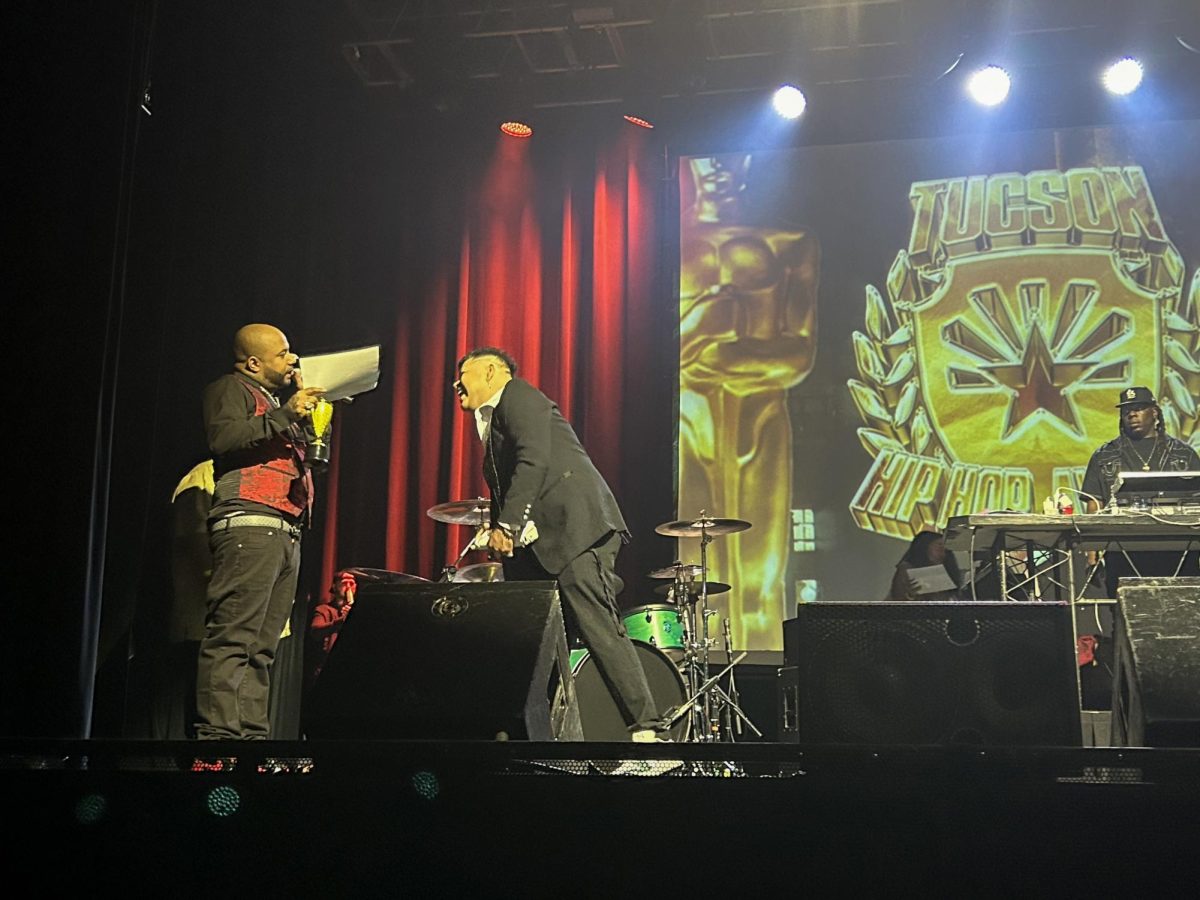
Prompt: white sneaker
<box><xmin>630</xmin><ymin>729</ymin><xmax>672</xmax><ymax>743</ymax></box>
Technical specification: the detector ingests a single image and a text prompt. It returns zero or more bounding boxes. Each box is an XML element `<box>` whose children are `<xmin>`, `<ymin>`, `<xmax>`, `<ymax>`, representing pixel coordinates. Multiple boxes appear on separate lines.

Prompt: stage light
<box><xmin>190</xmin><ymin>756</ymin><xmax>236</xmax><ymax>773</ymax></box>
<box><xmin>966</xmin><ymin>65</ymin><xmax>1011</xmax><ymax>107</ymax></box>
<box><xmin>771</xmin><ymin>84</ymin><xmax>807</xmax><ymax>120</ymax></box>
<box><xmin>623</xmin><ymin>114</ymin><xmax>654</xmax><ymax>129</ymax></box>
<box><xmin>73</xmin><ymin>793</ymin><xmax>108</xmax><ymax>825</ymax></box>
<box><xmin>1102</xmin><ymin>57</ymin><xmax>1144</xmax><ymax>95</ymax></box>
<box><xmin>499</xmin><ymin>121</ymin><xmax>533</xmax><ymax>138</ymax></box>
<box><xmin>412</xmin><ymin>770</ymin><xmax>440</xmax><ymax>800</ymax></box>
<box><xmin>205</xmin><ymin>785</ymin><xmax>241</xmax><ymax>817</ymax></box>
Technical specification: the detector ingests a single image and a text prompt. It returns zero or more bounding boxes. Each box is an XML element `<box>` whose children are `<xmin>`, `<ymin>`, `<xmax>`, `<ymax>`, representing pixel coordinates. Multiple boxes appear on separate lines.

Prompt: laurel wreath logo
<box><xmin>849</xmin><ymin>253</ymin><xmax>1200</xmax><ymax>473</ymax></box>
<box><xmin>849</xmin><ymin>250</ymin><xmax>944</xmax><ymax>466</ymax></box>
<box><xmin>1161</xmin><ymin>269</ymin><xmax>1200</xmax><ymax>445</ymax></box>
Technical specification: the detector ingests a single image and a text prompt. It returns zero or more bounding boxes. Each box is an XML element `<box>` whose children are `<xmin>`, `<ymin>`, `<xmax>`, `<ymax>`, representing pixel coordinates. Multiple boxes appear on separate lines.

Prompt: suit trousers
<box><xmin>195</xmin><ymin>525</ymin><xmax>300</xmax><ymax>739</ymax></box>
<box><xmin>510</xmin><ymin>531</ymin><xmax>663</xmax><ymax>732</ymax></box>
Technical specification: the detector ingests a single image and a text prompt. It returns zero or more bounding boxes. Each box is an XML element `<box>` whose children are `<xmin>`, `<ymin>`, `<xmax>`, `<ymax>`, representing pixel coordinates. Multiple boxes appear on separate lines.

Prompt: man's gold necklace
<box><xmin>1126</xmin><ymin>434</ymin><xmax>1160</xmax><ymax>471</ymax></box>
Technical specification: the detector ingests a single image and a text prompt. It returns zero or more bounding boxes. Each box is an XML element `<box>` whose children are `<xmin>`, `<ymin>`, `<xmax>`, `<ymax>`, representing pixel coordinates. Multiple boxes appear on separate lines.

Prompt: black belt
<box><xmin>211</xmin><ymin>514</ymin><xmax>302</xmax><ymax>538</ymax></box>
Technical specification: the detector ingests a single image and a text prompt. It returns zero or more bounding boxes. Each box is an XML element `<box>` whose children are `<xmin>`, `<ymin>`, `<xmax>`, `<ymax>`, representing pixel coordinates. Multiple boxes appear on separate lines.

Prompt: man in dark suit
<box><xmin>453</xmin><ymin>347</ymin><xmax>667</xmax><ymax>741</ymax></box>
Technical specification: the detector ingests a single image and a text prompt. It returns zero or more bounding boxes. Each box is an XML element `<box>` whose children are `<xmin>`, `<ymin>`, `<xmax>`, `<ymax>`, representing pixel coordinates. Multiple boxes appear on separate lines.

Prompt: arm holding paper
<box><xmin>886</xmin><ymin>531</ymin><xmax>963</xmax><ymax>601</ymax></box>
<box><xmin>296</xmin><ymin>345</ymin><xmax>381</xmax><ymax>402</ymax></box>
<box><xmin>294</xmin><ymin>345</ymin><xmax>382</xmax><ymax>468</ymax></box>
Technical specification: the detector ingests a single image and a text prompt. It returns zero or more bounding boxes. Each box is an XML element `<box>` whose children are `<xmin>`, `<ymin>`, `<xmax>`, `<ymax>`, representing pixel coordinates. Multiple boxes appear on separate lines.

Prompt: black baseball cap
<box><xmin>1116</xmin><ymin>386</ymin><xmax>1156</xmax><ymax>407</ymax></box>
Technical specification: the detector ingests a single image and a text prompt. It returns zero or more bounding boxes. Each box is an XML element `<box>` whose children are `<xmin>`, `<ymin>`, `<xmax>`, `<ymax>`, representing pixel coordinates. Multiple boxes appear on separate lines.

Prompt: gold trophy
<box><xmin>678</xmin><ymin>155</ymin><xmax>820</xmax><ymax>651</ymax></box>
<box><xmin>308</xmin><ymin>398</ymin><xmax>334</xmax><ymax>469</ymax></box>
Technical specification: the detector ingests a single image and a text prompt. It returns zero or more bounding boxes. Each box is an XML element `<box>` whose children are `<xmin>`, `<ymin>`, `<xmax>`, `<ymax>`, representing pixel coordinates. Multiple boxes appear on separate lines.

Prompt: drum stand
<box><xmin>426</xmin><ymin>497</ymin><xmax>491</xmax><ymax>582</ymax></box>
<box><xmin>661</xmin><ymin>651</ymin><xmax>747</xmax><ymax>739</ymax></box>
<box><xmin>437</xmin><ymin>535</ymin><xmax>476</xmax><ymax>582</ymax></box>
<box><xmin>718</xmin><ymin>616</ymin><xmax>761</xmax><ymax>740</ymax></box>
<box><xmin>671</xmin><ymin>601</ymin><xmax>761</xmax><ymax>741</ymax></box>
<box><xmin>665</xmin><ymin>516</ymin><xmax>761</xmax><ymax>742</ymax></box>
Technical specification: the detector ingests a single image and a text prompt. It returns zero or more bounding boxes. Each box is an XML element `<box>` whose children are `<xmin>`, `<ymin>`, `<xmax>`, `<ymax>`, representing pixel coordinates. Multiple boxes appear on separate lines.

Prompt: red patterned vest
<box><xmin>212</xmin><ymin>378</ymin><xmax>312</xmax><ymax>521</ymax></box>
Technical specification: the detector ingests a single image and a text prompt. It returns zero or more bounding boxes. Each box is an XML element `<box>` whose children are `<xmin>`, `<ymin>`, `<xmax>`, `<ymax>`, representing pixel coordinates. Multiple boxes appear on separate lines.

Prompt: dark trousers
<box><xmin>508</xmin><ymin>532</ymin><xmax>662</xmax><ymax>732</ymax></box>
<box><xmin>195</xmin><ymin>525</ymin><xmax>300</xmax><ymax>739</ymax></box>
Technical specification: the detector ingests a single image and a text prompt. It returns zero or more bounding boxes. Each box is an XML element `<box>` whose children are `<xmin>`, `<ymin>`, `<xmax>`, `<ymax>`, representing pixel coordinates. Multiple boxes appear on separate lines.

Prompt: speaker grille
<box><xmin>790</xmin><ymin>602</ymin><xmax>1080</xmax><ymax>746</ymax></box>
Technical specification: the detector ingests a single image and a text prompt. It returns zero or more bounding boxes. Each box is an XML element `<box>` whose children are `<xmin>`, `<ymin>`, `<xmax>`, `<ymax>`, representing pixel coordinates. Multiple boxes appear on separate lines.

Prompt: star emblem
<box><xmin>942</xmin><ymin>279</ymin><xmax>1132</xmax><ymax>440</ymax></box>
<box><xmin>982</xmin><ymin>326</ymin><xmax>1093</xmax><ymax>438</ymax></box>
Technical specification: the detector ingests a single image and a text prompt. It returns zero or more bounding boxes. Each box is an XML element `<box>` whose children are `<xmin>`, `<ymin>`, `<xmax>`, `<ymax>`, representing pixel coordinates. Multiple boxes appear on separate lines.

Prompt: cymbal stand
<box><xmin>671</xmin><ymin>579</ymin><xmax>704</xmax><ymax>739</ymax></box>
<box><xmin>697</xmin><ymin>518</ymin><xmax>716</xmax><ymax>734</ymax></box>
<box><xmin>671</xmin><ymin>514</ymin><xmax>761</xmax><ymax>742</ymax></box>
<box><xmin>436</xmin><ymin>515</ymin><xmax>487</xmax><ymax>583</ymax></box>
<box><xmin>716</xmin><ymin>617</ymin><xmax>761</xmax><ymax>740</ymax></box>
<box><xmin>675</xmin><ymin>603</ymin><xmax>761</xmax><ymax>742</ymax></box>
<box><xmin>437</xmin><ymin>538</ymin><xmax>473</xmax><ymax>583</ymax></box>
<box><xmin>671</xmin><ymin>514</ymin><xmax>721</xmax><ymax>740</ymax></box>
<box><xmin>661</xmin><ymin>652</ymin><xmax>748</xmax><ymax>736</ymax></box>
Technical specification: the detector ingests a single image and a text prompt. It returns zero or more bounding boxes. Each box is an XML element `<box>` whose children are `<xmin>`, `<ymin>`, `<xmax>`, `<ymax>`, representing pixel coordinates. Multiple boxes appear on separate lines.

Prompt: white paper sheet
<box><xmin>906</xmin><ymin>564</ymin><xmax>956</xmax><ymax>595</ymax></box>
<box><xmin>297</xmin><ymin>345</ymin><xmax>381</xmax><ymax>402</ymax></box>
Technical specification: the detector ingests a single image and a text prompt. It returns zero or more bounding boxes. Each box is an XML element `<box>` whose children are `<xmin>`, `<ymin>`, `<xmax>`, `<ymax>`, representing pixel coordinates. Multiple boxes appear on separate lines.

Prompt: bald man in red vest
<box><xmin>195</xmin><ymin>324</ymin><xmax>324</xmax><ymax>740</ymax></box>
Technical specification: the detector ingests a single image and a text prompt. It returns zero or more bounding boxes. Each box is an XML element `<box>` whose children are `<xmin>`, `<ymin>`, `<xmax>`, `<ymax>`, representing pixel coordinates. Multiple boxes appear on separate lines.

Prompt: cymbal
<box><xmin>452</xmin><ymin>561</ymin><xmax>505</xmax><ymax>583</ymax></box>
<box><xmin>427</xmin><ymin>498</ymin><xmax>490</xmax><ymax>525</ymax></box>
<box><xmin>654</xmin><ymin>517</ymin><xmax>752</xmax><ymax>538</ymax></box>
<box><xmin>653</xmin><ymin>580</ymin><xmax>731</xmax><ymax>598</ymax></box>
<box><xmin>342</xmin><ymin>567</ymin><xmax>430</xmax><ymax>585</ymax></box>
<box><xmin>646</xmin><ymin>561</ymin><xmax>704</xmax><ymax>580</ymax></box>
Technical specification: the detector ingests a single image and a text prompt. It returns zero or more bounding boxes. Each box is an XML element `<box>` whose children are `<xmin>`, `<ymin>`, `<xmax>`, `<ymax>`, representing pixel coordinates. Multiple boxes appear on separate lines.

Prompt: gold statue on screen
<box><xmin>678</xmin><ymin>155</ymin><xmax>820</xmax><ymax>650</ymax></box>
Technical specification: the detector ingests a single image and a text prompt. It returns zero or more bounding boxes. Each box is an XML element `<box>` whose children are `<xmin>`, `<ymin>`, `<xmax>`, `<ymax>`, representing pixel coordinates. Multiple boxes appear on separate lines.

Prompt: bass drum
<box><xmin>565</xmin><ymin>640</ymin><xmax>690</xmax><ymax>742</ymax></box>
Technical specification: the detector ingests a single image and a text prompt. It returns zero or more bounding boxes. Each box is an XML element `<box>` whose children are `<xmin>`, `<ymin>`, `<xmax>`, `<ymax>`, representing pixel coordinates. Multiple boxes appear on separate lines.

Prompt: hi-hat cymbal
<box><xmin>646</xmin><ymin>561</ymin><xmax>704</xmax><ymax>580</ymax></box>
<box><xmin>653</xmin><ymin>580</ymin><xmax>731</xmax><ymax>598</ymax></box>
<box><xmin>654</xmin><ymin>516</ymin><xmax>752</xmax><ymax>538</ymax></box>
<box><xmin>427</xmin><ymin>498</ymin><xmax>490</xmax><ymax>525</ymax></box>
<box><xmin>342</xmin><ymin>567</ymin><xmax>430</xmax><ymax>585</ymax></box>
<box><xmin>452</xmin><ymin>561</ymin><xmax>505</xmax><ymax>583</ymax></box>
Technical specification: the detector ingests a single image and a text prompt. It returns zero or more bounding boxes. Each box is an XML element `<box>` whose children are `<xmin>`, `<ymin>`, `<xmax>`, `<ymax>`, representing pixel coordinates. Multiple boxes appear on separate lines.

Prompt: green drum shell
<box><xmin>622</xmin><ymin>604</ymin><xmax>685</xmax><ymax>652</ymax></box>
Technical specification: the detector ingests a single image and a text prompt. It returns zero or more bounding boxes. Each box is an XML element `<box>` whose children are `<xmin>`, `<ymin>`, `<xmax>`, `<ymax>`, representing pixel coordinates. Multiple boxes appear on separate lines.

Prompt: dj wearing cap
<box><xmin>1080</xmin><ymin>385</ymin><xmax>1200</xmax><ymax>595</ymax></box>
<box><xmin>1081</xmin><ymin>386</ymin><xmax>1199</xmax><ymax>508</ymax></box>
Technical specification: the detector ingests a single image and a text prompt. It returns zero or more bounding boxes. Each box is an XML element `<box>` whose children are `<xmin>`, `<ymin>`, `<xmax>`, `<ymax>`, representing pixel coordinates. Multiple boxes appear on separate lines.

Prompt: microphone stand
<box><xmin>660</xmin><ymin>653</ymin><xmax>748</xmax><ymax>733</ymax></box>
<box><xmin>721</xmin><ymin>617</ymin><xmax>742</xmax><ymax>740</ymax></box>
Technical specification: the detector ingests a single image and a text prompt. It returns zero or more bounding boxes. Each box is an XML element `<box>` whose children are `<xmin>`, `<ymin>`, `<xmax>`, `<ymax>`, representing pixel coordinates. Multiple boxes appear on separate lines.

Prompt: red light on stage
<box><xmin>500</xmin><ymin>121</ymin><xmax>533</xmax><ymax>138</ymax></box>
<box><xmin>623</xmin><ymin>114</ymin><xmax>654</xmax><ymax>129</ymax></box>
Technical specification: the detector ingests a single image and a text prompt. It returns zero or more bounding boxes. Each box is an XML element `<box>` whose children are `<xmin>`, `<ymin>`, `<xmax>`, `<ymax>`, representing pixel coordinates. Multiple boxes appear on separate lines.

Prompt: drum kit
<box><xmin>344</xmin><ymin>498</ymin><xmax>760</xmax><ymax>743</ymax></box>
<box><xmin>648</xmin><ymin>513</ymin><xmax>760</xmax><ymax>743</ymax></box>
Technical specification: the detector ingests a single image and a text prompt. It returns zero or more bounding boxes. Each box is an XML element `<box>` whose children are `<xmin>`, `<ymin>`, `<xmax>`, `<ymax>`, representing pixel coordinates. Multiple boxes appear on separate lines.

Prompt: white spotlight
<box><xmin>772</xmin><ymin>84</ymin><xmax>807</xmax><ymax>119</ymax></box>
<box><xmin>966</xmin><ymin>65</ymin><xmax>1011</xmax><ymax>107</ymax></box>
<box><xmin>1102</xmin><ymin>57</ymin><xmax>1144</xmax><ymax>95</ymax></box>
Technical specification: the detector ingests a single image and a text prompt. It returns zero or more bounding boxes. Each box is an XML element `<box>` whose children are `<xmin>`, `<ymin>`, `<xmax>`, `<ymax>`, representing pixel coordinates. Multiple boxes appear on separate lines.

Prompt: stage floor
<box><xmin>5</xmin><ymin>738</ymin><xmax>1199</xmax><ymax>893</ymax></box>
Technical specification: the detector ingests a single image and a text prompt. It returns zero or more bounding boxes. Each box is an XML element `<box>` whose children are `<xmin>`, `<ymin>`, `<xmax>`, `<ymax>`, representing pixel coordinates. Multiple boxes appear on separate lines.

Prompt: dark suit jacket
<box><xmin>484</xmin><ymin>377</ymin><xmax>627</xmax><ymax>575</ymax></box>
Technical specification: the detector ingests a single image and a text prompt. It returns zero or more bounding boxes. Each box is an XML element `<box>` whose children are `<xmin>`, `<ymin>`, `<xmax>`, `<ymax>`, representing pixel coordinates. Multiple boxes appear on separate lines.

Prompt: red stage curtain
<box><xmin>319</xmin><ymin>127</ymin><xmax>668</xmax><ymax>591</ymax></box>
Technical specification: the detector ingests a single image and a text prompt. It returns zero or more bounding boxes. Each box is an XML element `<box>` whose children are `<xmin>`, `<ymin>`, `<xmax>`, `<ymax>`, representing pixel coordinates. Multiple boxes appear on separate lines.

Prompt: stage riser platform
<box><xmin>5</xmin><ymin>740</ymin><xmax>1198</xmax><ymax>893</ymax></box>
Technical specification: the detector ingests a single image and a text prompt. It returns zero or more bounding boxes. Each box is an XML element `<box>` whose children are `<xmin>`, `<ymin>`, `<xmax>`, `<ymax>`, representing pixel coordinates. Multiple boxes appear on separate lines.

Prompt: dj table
<box><xmin>944</xmin><ymin>510</ymin><xmax>1200</xmax><ymax>603</ymax></box>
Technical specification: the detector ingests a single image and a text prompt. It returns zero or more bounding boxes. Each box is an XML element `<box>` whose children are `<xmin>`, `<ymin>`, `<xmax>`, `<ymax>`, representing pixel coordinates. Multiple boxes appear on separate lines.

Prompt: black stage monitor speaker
<box><xmin>1112</xmin><ymin>577</ymin><xmax>1200</xmax><ymax>748</ymax></box>
<box><xmin>780</xmin><ymin>602</ymin><xmax>1080</xmax><ymax>746</ymax></box>
<box><xmin>304</xmin><ymin>581</ymin><xmax>582</xmax><ymax>741</ymax></box>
